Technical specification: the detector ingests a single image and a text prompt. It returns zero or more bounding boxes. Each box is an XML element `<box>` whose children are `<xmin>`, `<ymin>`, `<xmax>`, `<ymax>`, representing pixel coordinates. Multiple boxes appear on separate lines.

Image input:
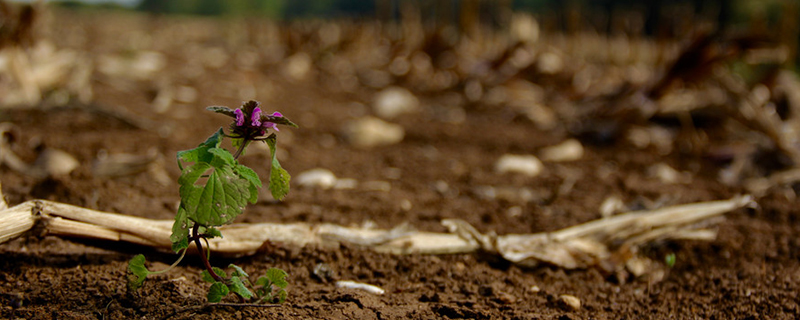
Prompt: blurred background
<box><xmin>2</xmin><ymin>0</ymin><xmax>800</xmax><ymax>204</ymax></box>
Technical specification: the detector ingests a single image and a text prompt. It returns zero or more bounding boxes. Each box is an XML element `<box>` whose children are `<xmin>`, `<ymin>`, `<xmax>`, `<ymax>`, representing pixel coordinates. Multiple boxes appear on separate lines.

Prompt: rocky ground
<box><xmin>0</xmin><ymin>8</ymin><xmax>799</xmax><ymax>319</ymax></box>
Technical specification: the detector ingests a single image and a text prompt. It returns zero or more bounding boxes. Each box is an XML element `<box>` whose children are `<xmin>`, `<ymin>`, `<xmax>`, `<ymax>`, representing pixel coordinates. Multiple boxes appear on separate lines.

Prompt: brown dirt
<box><xmin>2</xmin><ymin>9</ymin><xmax>800</xmax><ymax>320</ymax></box>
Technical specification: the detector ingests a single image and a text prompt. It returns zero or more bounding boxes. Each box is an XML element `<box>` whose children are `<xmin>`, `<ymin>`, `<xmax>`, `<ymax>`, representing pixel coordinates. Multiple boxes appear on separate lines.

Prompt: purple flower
<box><xmin>261</xmin><ymin>111</ymin><xmax>283</xmax><ymax>132</ymax></box>
<box><xmin>251</xmin><ymin>107</ymin><xmax>262</xmax><ymax>126</ymax></box>
<box><xmin>232</xmin><ymin>105</ymin><xmax>284</xmax><ymax>134</ymax></box>
<box><xmin>234</xmin><ymin>109</ymin><xmax>245</xmax><ymax>126</ymax></box>
<box><xmin>263</xmin><ymin>122</ymin><xmax>279</xmax><ymax>132</ymax></box>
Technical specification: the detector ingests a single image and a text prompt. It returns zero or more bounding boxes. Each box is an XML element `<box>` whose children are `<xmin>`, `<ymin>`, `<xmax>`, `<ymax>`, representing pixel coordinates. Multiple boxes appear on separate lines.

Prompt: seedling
<box><xmin>665</xmin><ymin>253</ymin><xmax>676</xmax><ymax>268</ymax></box>
<box><xmin>127</xmin><ymin>100</ymin><xmax>297</xmax><ymax>304</ymax></box>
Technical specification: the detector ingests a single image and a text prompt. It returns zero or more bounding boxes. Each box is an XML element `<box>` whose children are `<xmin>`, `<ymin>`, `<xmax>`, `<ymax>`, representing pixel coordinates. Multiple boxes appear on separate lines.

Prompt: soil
<box><xmin>2</xmin><ymin>8</ymin><xmax>800</xmax><ymax>320</ymax></box>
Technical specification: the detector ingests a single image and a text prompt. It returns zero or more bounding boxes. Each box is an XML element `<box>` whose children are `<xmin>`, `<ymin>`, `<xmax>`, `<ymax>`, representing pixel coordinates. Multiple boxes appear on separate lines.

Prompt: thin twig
<box><xmin>159</xmin><ymin>302</ymin><xmax>282</xmax><ymax>320</ymax></box>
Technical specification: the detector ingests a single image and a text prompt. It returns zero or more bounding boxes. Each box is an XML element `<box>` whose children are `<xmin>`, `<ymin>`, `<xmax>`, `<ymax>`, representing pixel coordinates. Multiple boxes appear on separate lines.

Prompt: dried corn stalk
<box><xmin>0</xmin><ymin>180</ymin><xmax>753</xmax><ymax>274</ymax></box>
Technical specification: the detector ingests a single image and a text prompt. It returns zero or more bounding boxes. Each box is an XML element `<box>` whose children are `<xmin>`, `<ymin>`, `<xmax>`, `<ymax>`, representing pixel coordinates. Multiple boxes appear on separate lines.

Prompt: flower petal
<box><xmin>264</xmin><ymin>122</ymin><xmax>279</xmax><ymax>132</ymax></box>
<box><xmin>251</xmin><ymin>107</ymin><xmax>262</xmax><ymax>126</ymax></box>
<box><xmin>234</xmin><ymin>109</ymin><xmax>245</xmax><ymax>126</ymax></box>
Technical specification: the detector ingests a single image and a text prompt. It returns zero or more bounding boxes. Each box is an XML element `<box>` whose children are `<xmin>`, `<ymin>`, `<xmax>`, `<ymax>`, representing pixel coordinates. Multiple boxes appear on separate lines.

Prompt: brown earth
<box><xmin>1</xmin><ymin>9</ymin><xmax>800</xmax><ymax>320</ymax></box>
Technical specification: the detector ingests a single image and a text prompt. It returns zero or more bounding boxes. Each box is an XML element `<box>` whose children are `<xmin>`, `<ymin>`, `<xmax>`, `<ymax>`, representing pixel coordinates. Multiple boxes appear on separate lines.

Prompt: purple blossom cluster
<box><xmin>234</xmin><ymin>106</ymin><xmax>282</xmax><ymax>135</ymax></box>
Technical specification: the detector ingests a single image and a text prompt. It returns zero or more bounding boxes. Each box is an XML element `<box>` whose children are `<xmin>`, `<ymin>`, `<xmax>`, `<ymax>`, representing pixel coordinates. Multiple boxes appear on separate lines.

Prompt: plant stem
<box><xmin>192</xmin><ymin>224</ymin><xmax>245</xmax><ymax>303</ymax></box>
<box><xmin>232</xmin><ymin>139</ymin><xmax>247</xmax><ymax>160</ymax></box>
<box><xmin>192</xmin><ymin>224</ymin><xmax>224</xmax><ymax>283</ymax></box>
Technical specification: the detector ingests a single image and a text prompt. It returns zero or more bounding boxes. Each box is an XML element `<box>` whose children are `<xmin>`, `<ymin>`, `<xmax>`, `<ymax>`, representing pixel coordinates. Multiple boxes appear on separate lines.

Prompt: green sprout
<box><xmin>665</xmin><ymin>253</ymin><xmax>676</xmax><ymax>268</ymax></box>
<box><xmin>127</xmin><ymin>100</ymin><xmax>297</xmax><ymax>304</ymax></box>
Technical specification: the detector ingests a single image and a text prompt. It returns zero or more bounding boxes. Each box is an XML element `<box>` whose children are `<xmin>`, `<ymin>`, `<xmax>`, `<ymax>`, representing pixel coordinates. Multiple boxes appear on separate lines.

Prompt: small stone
<box><xmin>539</xmin><ymin>139</ymin><xmax>584</xmax><ymax>162</ymax></box>
<box><xmin>373</xmin><ymin>86</ymin><xmax>419</xmax><ymax>119</ymax></box>
<box><xmin>506</xmin><ymin>206</ymin><xmax>523</xmax><ymax>218</ymax></box>
<box><xmin>343</xmin><ymin>117</ymin><xmax>405</xmax><ymax>148</ymax></box>
<box><xmin>312</xmin><ymin>263</ymin><xmax>335</xmax><ymax>282</ymax></box>
<box><xmin>361</xmin><ymin>180</ymin><xmax>391</xmax><ymax>192</ymax></box>
<box><xmin>537</xmin><ymin>51</ymin><xmax>563</xmax><ymax>74</ymax></box>
<box><xmin>648</xmin><ymin>163</ymin><xmax>691</xmax><ymax>184</ymax></box>
<box><xmin>434</xmin><ymin>180</ymin><xmax>449</xmax><ymax>194</ymax></box>
<box><xmin>296</xmin><ymin>168</ymin><xmax>337</xmax><ymax>189</ymax></box>
<box><xmin>495</xmin><ymin>154</ymin><xmax>543</xmax><ymax>177</ymax></box>
<box><xmin>33</xmin><ymin>148</ymin><xmax>79</xmax><ymax>177</ymax></box>
<box><xmin>400</xmin><ymin>199</ymin><xmax>412</xmax><ymax>211</ymax></box>
<box><xmin>599</xmin><ymin>196</ymin><xmax>626</xmax><ymax>218</ymax></box>
<box><xmin>333</xmin><ymin>178</ymin><xmax>358</xmax><ymax>190</ymax></box>
<box><xmin>530</xmin><ymin>285</ymin><xmax>540</xmax><ymax>293</ymax></box>
<box><xmin>559</xmin><ymin>294</ymin><xmax>581</xmax><ymax>311</ymax></box>
<box><xmin>174</xmin><ymin>85</ymin><xmax>197</xmax><ymax>103</ymax></box>
<box><xmin>497</xmin><ymin>291</ymin><xmax>518</xmax><ymax>304</ymax></box>
<box><xmin>335</xmin><ymin>280</ymin><xmax>385</xmax><ymax>295</ymax></box>
<box><xmin>382</xmin><ymin>167</ymin><xmax>402</xmax><ymax>179</ymax></box>
<box><xmin>283</xmin><ymin>52</ymin><xmax>313</xmax><ymax>81</ymax></box>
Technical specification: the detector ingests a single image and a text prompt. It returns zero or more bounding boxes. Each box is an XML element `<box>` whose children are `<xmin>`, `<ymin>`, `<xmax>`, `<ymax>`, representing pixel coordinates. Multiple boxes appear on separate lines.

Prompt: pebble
<box><xmin>98</xmin><ymin>51</ymin><xmax>166</xmax><ymax>80</ymax></box>
<box><xmin>33</xmin><ymin>148</ymin><xmax>79</xmax><ymax>177</ymax></box>
<box><xmin>400</xmin><ymin>199</ymin><xmax>412</xmax><ymax>211</ymax></box>
<box><xmin>559</xmin><ymin>294</ymin><xmax>581</xmax><ymax>311</ymax></box>
<box><xmin>473</xmin><ymin>185</ymin><xmax>544</xmax><ymax>203</ymax></box>
<box><xmin>497</xmin><ymin>291</ymin><xmax>518</xmax><ymax>304</ymax></box>
<box><xmin>539</xmin><ymin>139</ymin><xmax>584</xmax><ymax>162</ymax></box>
<box><xmin>333</xmin><ymin>178</ymin><xmax>358</xmax><ymax>190</ymax></box>
<box><xmin>282</xmin><ymin>52</ymin><xmax>313</xmax><ymax>81</ymax></box>
<box><xmin>599</xmin><ymin>195</ymin><xmax>626</xmax><ymax>218</ymax></box>
<box><xmin>537</xmin><ymin>51</ymin><xmax>563</xmax><ymax>74</ymax></box>
<box><xmin>361</xmin><ymin>180</ymin><xmax>391</xmax><ymax>192</ymax></box>
<box><xmin>648</xmin><ymin>163</ymin><xmax>691</xmax><ymax>184</ymax></box>
<box><xmin>495</xmin><ymin>154</ymin><xmax>543</xmax><ymax>177</ymax></box>
<box><xmin>373</xmin><ymin>86</ymin><xmax>419</xmax><ymax>119</ymax></box>
<box><xmin>506</xmin><ymin>206</ymin><xmax>523</xmax><ymax>218</ymax></box>
<box><xmin>296</xmin><ymin>168</ymin><xmax>338</xmax><ymax>189</ymax></box>
<box><xmin>174</xmin><ymin>85</ymin><xmax>197</xmax><ymax>103</ymax></box>
<box><xmin>335</xmin><ymin>280</ymin><xmax>385</xmax><ymax>295</ymax></box>
<box><xmin>312</xmin><ymin>263</ymin><xmax>334</xmax><ymax>282</ymax></box>
<box><xmin>343</xmin><ymin>116</ymin><xmax>405</xmax><ymax>148</ymax></box>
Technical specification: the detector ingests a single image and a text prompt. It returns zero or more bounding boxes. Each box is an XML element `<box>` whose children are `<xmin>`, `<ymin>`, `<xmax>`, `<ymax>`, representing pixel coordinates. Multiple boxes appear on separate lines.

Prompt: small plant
<box><xmin>665</xmin><ymin>253</ymin><xmax>676</xmax><ymax>268</ymax></box>
<box><xmin>127</xmin><ymin>100</ymin><xmax>297</xmax><ymax>304</ymax></box>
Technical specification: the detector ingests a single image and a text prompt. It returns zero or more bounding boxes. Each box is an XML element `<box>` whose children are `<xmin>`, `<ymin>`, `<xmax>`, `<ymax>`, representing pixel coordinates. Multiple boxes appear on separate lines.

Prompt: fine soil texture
<box><xmin>1</xmin><ymin>8</ymin><xmax>800</xmax><ymax>320</ymax></box>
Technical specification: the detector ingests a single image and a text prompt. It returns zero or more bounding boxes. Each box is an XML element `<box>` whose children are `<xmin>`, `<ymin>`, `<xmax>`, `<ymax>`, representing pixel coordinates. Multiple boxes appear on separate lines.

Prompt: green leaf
<box><xmin>207</xmin><ymin>282</ymin><xmax>229</xmax><ymax>303</ymax></box>
<box><xmin>228</xmin><ymin>276</ymin><xmax>253</xmax><ymax>299</ymax></box>
<box><xmin>265</xmin><ymin>136</ymin><xmax>290</xmax><ymax>201</ymax></box>
<box><xmin>178</xmin><ymin>162</ymin><xmax>212</xmax><ymax>215</ymax></box>
<box><xmin>254</xmin><ymin>282</ymin><xmax>269</xmax><ymax>298</ymax></box>
<box><xmin>265</xmin><ymin>268</ymin><xmax>289</xmax><ymax>289</ymax></box>
<box><xmin>229</xmin><ymin>264</ymin><xmax>250</xmax><ymax>279</ymax></box>
<box><xmin>208</xmin><ymin>148</ymin><xmax>236</xmax><ymax>168</ymax></box>
<box><xmin>255</xmin><ymin>276</ymin><xmax>271</xmax><ymax>288</ymax></box>
<box><xmin>206</xmin><ymin>106</ymin><xmax>236</xmax><ymax>118</ymax></box>
<box><xmin>234</xmin><ymin>164</ymin><xmax>261</xmax><ymax>204</ymax></box>
<box><xmin>201</xmin><ymin>267</ymin><xmax>228</xmax><ymax>283</ymax></box>
<box><xmin>264</xmin><ymin>114</ymin><xmax>299</xmax><ymax>129</ymax></box>
<box><xmin>275</xmin><ymin>289</ymin><xmax>288</xmax><ymax>303</ymax></box>
<box><xmin>127</xmin><ymin>254</ymin><xmax>151</xmax><ymax>291</ymax></box>
<box><xmin>186</xmin><ymin>165</ymin><xmax>250</xmax><ymax>226</ymax></box>
<box><xmin>270</xmin><ymin>166</ymin><xmax>291</xmax><ymax>201</ymax></box>
<box><xmin>665</xmin><ymin>253</ymin><xmax>676</xmax><ymax>268</ymax></box>
<box><xmin>170</xmin><ymin>206</ymin><xmax>190</xmax><ymax>252</ymax></box>
<box><xmin>176</xmin><ymin>128</ymin><xmax>224</xmax><ymax>169</ymax></box>
<box><xmin>201</xmin><ymin>270</ymin><xmax>215</xmax><ymax>283</ymax></box>
<box><xmin>200</xmin><ymin>226</ymin><xmax>222</xmax><ymax>239</ymax></box>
